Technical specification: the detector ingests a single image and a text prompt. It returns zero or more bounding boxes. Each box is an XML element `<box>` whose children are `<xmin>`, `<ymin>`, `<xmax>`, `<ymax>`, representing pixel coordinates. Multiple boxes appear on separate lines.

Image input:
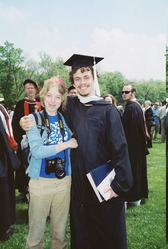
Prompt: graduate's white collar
<box><xmin>78</xmin><ymin>95</ymin><xmax>103</xmax><ymax>104</ymax></box>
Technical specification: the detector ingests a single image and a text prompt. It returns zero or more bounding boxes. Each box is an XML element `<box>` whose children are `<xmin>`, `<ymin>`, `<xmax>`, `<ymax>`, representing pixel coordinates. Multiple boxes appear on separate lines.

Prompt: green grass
<box><xmin>0</xmin><ymin>138</ymin><xmax>167</xmax><ymax>249</ymax></box>
<box><xmin>126</xmin><ymin>139</ymin><xmax>167</xmax><ymax>249</ymax></box>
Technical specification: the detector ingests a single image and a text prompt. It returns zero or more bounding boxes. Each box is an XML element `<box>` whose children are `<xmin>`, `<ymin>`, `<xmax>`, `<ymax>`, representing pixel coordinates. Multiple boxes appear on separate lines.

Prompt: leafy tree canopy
<box><xmin>0</xmin><ymin>41</ymin><xmax>166</xmax><ymax>108</ymax></box>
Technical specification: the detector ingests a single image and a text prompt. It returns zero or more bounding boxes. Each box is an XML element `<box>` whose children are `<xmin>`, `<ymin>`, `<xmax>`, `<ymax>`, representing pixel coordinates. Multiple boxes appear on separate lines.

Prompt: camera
<box><xmin>45</xmin><ymin>157</ymin><xmax>66</xmax><ymax>179</ymax></box>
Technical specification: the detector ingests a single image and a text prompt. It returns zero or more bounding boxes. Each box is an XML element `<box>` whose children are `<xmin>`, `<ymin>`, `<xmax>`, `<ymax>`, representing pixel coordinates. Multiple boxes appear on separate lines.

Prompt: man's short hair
<box><xmin>68</xmin><ymin>85</ymin><xmax>76</xmax><ymax>92</ymax></box>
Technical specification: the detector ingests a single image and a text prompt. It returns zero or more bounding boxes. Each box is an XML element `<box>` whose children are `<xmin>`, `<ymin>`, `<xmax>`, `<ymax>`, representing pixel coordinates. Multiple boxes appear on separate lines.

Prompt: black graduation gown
<box><xmin>145</xmin><ymin>107</ymin><xmax>154</xmax><ymax>148</ymax></box>
<box><xmin>122</xmin><ymin>101</ymin><xmax>149</xmax><ymax>202</ymax></box>
<box><xmin>12</xmin><ymin>99</ymin><xmax>39</xmax><ymax>192</ymax></box>
<box><xmin>65</xmin><ymin>97</ymin><xmax>133</xmax><ymax>249</ymax></box>
<box><xmin>0</xmin><ymin>117</ymin><xmax>16</xmax><ymax>236</ymax></box>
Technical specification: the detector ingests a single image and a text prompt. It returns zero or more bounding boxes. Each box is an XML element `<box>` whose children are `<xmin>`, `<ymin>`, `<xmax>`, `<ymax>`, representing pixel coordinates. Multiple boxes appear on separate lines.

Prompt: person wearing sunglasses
<box><xmin>122</xmin><ymin>85</ymin><xmax>149</xmax><ymax>208</ymax></box>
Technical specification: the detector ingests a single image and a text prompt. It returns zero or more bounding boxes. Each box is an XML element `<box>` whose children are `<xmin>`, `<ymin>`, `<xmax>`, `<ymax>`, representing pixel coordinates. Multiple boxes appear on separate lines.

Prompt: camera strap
<box><xmin>56</xmin><ymin>113</ymin><xmax>66</xmax><ymax>162</ymax></box>
<box><xmin>57</xmin><ymin>113</ymin><xmax>66</xmax><ymax>161</ymax></box>
<box><xmin>57</xmin><ymin>112</ymin><xmax>65</xmax><ymax>142</ymax></box>
<box><xmin>43</xmin><ymin>109</ymin><xmax>51</xmax><ymax>144</ymax></box>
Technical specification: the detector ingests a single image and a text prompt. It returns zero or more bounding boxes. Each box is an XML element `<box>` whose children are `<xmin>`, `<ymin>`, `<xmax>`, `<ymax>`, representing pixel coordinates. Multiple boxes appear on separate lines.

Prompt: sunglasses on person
<box><xmin>121</xmin><ymin>91</ymin><xmax>131</xmax><ymax>94</ymax></box>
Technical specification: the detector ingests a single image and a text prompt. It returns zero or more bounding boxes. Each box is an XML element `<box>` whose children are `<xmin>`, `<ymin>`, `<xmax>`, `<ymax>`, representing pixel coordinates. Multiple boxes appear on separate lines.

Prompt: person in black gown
<box><xmin>144</xmin><ymin>100</ymin><xmax>155</xmax><ymax>148</ymax></box>
<box><xmin>63</xmin><ymin>54</ymin><xmax>132</xmax><ymax>249</ymax></box>
<box><xmin>122</xmin><ymin>85</ymin><xmax>149</xmax><ymax>207</ymax></box>
<box><xmin>0</xmin><ymin>104</ymin><xmax>20</xmax><ymax>241</ymax></box>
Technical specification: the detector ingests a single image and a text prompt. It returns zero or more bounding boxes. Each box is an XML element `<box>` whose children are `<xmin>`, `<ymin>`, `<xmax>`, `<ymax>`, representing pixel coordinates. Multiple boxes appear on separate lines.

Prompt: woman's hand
<box><xmin>55</xmin><ymin>138</ymin><xmax>78</xmax><ymax>154</ymax></box>
<box><xmin>19</xmin><ymin>116</ymin><xmax>35</xmax><ymax>131</ymax></box>
<box><xmin>67</xmin><ymin>138</ymin><xmax>78</xmax><ymax>149</ymax></box>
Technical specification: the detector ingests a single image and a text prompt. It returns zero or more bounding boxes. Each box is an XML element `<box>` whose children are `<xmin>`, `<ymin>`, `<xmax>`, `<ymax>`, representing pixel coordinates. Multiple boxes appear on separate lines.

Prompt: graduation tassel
<box><xmin>93</xmin><ymin>57</ymin><xmax>101</xmax><ymax>97</ymax></box>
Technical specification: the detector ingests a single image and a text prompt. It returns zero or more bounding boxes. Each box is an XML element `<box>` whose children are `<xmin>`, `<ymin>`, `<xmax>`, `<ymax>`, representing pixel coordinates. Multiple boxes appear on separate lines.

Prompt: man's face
<box><xmin>122</xmin><ymin>86</ymin><xmax>134</xmax><ymax>102</ymax></box>
<box><xmin>25</xmin><ymin>83</ymin><xmax>36</xmax><ymax>98</ymax></box>
<box><xmin>73</xmin><ymin>69</ymin><xmax>94</xmax><ymax>97</ymax></box>
<box><xmin>68</xmin><ymin>89</ymin><xmax>78</xmax><ymax>97</ymax></box>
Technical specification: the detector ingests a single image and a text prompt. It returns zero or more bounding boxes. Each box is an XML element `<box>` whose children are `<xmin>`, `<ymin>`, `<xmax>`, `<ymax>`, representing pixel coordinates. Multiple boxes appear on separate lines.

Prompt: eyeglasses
<box><xmin>122</xmin><ymin>91</ymin><xmax>131</xmax><ymax>94</ymax></box>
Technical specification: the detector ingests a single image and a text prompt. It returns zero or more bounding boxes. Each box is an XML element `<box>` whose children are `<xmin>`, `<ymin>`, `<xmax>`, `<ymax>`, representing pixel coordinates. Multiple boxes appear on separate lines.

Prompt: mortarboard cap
<box><xmin>64</xmin><ymin>54</ymin><xmax>104</xmax><ymax>69</ymax></box>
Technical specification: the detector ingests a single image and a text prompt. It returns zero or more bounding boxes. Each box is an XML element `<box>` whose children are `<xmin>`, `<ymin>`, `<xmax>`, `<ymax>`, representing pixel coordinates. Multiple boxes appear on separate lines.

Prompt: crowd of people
<box><xmin>0</xmin><ymin>54</ymin><xmax>166</xmax><ymax>249</ymax></box>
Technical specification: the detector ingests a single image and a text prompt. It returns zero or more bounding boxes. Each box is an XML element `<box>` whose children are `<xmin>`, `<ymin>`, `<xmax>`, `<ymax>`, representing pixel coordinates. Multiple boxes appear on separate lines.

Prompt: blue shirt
<box><xmin>152</xmin><ymin>107</ymin><xmax>160</xmax><ymax>125</ymax></box>
<box><xmin>40</xmin><ymin>115</ymin><xmax>71</xmax><ymax>178</ymax></box>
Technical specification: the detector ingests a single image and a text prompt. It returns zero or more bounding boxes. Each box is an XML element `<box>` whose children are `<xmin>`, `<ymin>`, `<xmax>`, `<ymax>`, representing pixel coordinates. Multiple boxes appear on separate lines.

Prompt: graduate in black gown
<box><xmin>63</xmin><ymin>54</ymin><xmax>133</xmax><ymax>249</ymax></box>
<box><xmin>122</xmin><ymin>85</ymin><xmax>149</xmax><ymax>207</ymax></box>
<box><xmin>144</xmin><ymin>100</ymin><xmax>155</xmax><ymax>148</ymax></box>
<box><xmin>12</xmin><ymin>79</ymin><xmax>41</xmax><ymax>203</ymax></box>
<box><xmin>0</xmin><ymin>105</ymin><xmax>20</xmax><ymax>240</ymax></box>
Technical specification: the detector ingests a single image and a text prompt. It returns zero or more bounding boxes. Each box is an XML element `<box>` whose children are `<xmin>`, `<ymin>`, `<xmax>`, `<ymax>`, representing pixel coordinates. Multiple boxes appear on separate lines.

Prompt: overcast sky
<box><xmin>0</xmin><ymin>0</ymin><xmax>167</xmax><ymax>80</ymax></box>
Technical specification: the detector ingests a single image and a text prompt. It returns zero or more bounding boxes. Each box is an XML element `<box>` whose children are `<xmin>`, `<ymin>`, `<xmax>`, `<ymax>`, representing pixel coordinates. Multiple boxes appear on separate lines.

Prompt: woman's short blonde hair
<box><xmin>40</xmin><ymin>76</ymin><xmax>67</xmax><ymax>110</ymax></box>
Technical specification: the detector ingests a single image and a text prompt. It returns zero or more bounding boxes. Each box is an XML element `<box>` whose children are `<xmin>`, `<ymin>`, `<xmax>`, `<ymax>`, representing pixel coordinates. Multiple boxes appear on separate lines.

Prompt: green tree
<box><xmin>0</xmin><ymin>41</ymin><xmax>25</xmax><ymax>106</ymax></box>
<box><xmin>37</xmin><ymin>52</ymin><xmax>70</xmax><ymax>88</ymax></box>
<box><xmin>99</xmin><ymin>72</ymin><xmax>165</xmax><ymax>106</ymax></box>
<box><xmin>99</xmin><ymin>71</ymin><xmax>126</xmax><ymax>103</ymax></box>
<box><xmin>0</xmin><ymin>41</ymin><xmax>165</xmax><ymax>108</ymax></box>
<box><xmin>133</xmin><ymin>79</ymin><xmax>165</xmax><ymax>105</ymax></box>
